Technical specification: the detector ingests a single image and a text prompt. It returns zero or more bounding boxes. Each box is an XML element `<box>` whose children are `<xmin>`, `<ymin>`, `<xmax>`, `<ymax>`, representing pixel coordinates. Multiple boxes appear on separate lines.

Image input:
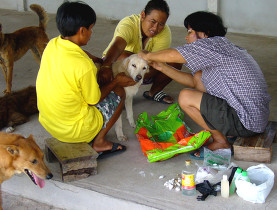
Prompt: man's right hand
<box><xmin>115</xmin><ymin>72</ymin><xmax>137</xmax><ymax>87</ymax></box>
<box><xmin>97</xmin><ymin>66</ymin><xmax>113</xmax><ymax>86</ymax></box>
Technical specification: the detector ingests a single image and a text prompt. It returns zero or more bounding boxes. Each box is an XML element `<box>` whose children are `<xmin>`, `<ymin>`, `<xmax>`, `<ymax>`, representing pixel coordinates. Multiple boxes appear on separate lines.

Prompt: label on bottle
<box><xmin>182</xmin><ymin>174</ymin><xmax>195</xmax><ymax>190</ymax></box>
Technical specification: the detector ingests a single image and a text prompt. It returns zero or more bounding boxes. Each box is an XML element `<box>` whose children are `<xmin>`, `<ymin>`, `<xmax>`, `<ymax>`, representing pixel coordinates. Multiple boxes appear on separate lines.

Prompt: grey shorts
<box><xmin>95</xmin><ymin>91</ymin><xmax>121</xmax><ymax>128</ymax></box>
<box><xmin>200</xmin><ymin>93</ymin><xmax>257</xmax><ymax>137</ymax></box>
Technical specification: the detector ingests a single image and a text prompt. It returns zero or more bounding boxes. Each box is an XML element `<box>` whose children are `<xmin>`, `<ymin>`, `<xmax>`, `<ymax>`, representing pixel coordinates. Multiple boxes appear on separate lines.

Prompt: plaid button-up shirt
<box><xmin>176</xmin><ymin>36</ymin><xmax>271</xmax><ymax>133</ymax></box>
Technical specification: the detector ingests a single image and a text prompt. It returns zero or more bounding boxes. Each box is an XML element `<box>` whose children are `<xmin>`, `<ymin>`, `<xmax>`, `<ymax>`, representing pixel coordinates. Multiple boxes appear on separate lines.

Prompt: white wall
<box><xmin>1</xmin><ymin>0</ymin><xmax>276</xmax><ymax>37</ymax></box>
<box><xmin>220</xmin><ymin>0</ymin><xmax>277</xmax><ymax>37</ymax></box>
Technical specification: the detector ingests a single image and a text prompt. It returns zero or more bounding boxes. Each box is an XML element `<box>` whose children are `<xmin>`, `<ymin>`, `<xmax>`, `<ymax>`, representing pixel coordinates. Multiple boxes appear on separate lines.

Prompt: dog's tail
<box><xmin>30</xmin><ymin>4</ymin><xmax>48</xmax><ymax>30</ymax></box>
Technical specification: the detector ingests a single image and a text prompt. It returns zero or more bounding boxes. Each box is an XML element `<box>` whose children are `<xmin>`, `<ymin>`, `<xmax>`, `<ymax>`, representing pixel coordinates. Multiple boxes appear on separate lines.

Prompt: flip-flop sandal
<box><xmin>143</xmin><ymin>90</ymin><xmax>173</xmax><ymax>104</ymax></box>
<box><xmin>190</xmin><ymin>147</ymin><xmax>205</xmax><ymax>160</ymax></box>
<box><xmin>97</xmin><ymin>143</ymin><xmax>126</xmax><ymax>159</ymax></box>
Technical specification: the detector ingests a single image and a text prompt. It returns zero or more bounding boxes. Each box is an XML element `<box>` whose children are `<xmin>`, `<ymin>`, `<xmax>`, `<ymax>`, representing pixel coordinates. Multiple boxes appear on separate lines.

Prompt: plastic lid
<box><xmin>223</xmin><ymin>174</ymin><xmax>228</xmax><ymax>180</ymax></box>
<box><xmin>242</xmin><ymin>171</ymin><xmax>248</xmax><ymax>176</ymax></box>
<box><xmin>236</xmin><ymin>167</ymin><xmax>242</xmax><ymax>173</ymax></box>
<box><xmin>185</xmin><ymin>160</ymin><xmax>191</xmax><ymax>165</ymax></box>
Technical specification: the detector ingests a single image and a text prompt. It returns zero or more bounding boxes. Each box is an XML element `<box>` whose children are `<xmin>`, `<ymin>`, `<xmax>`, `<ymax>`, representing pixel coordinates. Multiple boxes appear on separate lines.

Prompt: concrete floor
<box><xmin>0</xmin><ymin>8</ymin><xmax>277</xmax><ymax>210</ymax></box>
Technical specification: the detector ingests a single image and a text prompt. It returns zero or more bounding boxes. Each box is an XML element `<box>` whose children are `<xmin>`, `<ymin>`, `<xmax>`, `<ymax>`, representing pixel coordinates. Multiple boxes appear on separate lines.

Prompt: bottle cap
<box><xmin>242</xmin><ymin>171</ymin><xmax>248</xmax><ymax>176</ymax></box>
<box><xmin>185</xmin><ymin>160</ymin><xmax>191</xmax><ymax>165</ymax></box>
<box><xmin>223</xmin><ymin>174</ymin><xmax>228</xmax><ymax>180</ymax></box>
<box><xmin>236</xmin><ymin>167</ymin><xmax>242</xmax><ymax>173</ymax></box>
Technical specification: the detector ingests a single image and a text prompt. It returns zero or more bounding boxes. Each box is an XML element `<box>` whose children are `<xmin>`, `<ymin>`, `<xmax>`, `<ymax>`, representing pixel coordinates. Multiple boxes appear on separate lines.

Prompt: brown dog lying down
<box><xmin>0</xmin><ymin>86</ymin><xmax>38</xmax><ymax>132</ymax></box>
<box><xmin>0</xmin><ymin>4</ymin><xmax>49</xmax><ymax>94</ymax></box>
<box><xmin>0</xmin><ymin>132</ymin><xmax>53</xmax><ymax>187</ymax></box>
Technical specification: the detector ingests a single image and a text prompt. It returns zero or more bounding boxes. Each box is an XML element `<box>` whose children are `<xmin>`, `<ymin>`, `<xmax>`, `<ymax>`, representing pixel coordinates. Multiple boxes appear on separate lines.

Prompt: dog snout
<box><xmin>135</xmin><ymin>74</ymin><xmax>142</xmax><ymax>82</ymax></box>
<box><xmin>47</xmin><ymin>173</ymin><xmax>53</xmax><ymax>180</ymax></box>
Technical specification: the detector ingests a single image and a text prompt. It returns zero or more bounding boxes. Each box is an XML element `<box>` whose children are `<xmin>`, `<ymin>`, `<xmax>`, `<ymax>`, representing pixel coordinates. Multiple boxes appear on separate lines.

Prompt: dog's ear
<box><xmin>3</xmin><ymin>145</ymin><xmax>19</xmax><ymax>156</ymax></box>
<box><xmin>122</xmin><ymin>57</ymin><xmax>130</xmax><ymax>71</ymax></box>
<box><xmin>146</xmin><ymin>64</ymin><xmax>150</xmax><ymax>73</ymax></box>
<box><xmin>27</xmin><ymin>134</ymin><xmax>36</xmax><ymax>143</ymax></box>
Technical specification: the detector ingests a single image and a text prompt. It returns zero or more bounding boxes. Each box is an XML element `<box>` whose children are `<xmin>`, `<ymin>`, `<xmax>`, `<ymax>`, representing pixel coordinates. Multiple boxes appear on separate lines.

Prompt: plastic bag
<box><xmin>195</xmin><ymin>162</ymin><xmax>237</xmax><ymax>185</ymax></box>
<box><xmin>235</xmin><ymin>164</ymin><xmax>275</xmax><ymax>203</ymax></box>
<box><xmin>135</xmin><ymin>103</ymin><xmax>211</xmax><ymax>163</ymax></box>
<box><xmin>203</xmin><ymin>147</ymin><xmax>231</xmax><ymax>170</ymax></box>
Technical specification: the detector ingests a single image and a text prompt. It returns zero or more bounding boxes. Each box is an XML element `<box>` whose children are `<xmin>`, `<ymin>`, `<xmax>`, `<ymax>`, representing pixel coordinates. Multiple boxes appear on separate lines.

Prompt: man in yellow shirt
<box><xmin>36</xmin><ymin>2</ymin><xmax>136</xmax><ymax>158</ymax></box>
<box><xmin>99</xmin><ymin>0</ymin><xmax>181</xmax><ymax>104</ymax></box>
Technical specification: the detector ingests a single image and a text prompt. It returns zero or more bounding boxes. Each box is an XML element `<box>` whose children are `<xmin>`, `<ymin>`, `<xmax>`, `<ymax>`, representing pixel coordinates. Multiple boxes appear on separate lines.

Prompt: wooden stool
<box><xmin>233</xmin><ymin>121</ymin><xmax>277</xmax><ymax>163</ymax></box>
<box><xmin>45</xmin><ymin>138</ymin><xmax>98</xmax><ymax>182</ymax></box>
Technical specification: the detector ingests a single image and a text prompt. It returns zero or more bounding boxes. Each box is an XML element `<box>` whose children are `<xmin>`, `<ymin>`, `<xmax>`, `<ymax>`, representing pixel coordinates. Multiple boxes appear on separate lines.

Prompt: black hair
<box><xmin>56</xmin><ymin>1</ymin><xmax>96</xmax><ymax>37</ymax></box>
<box><xmin>184</xmin><ymin>11</ymin><xmax>227</xmax><ymax>37</ymax></box>
<box><xmin>144</xmin><ymin>0</ymin><xmax>170</xmax><ymax>17</ymax></box>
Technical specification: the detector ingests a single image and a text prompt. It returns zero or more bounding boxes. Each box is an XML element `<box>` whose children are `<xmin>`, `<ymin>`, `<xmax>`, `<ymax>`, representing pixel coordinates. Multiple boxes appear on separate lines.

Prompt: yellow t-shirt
<box><xmin>36</xmin><ymin>36</ymin><xmax>103</xmax><ymax>143</ymax></box>
<box><xmin>103</xmin><ymin>14</ymin><xmax>171</xmax><ymax>56</ymax></box>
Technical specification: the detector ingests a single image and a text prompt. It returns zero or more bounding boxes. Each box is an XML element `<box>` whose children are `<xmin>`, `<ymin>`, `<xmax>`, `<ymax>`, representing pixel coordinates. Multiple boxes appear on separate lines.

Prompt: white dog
<box><xmin>112</xmin><ymin>54</ymin><xmax>149</xmax><ymax>141</ymax></box>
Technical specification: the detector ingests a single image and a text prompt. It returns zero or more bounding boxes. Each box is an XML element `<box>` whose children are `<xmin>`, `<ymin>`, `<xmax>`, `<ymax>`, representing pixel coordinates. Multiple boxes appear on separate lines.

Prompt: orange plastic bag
<box><xmin>135</xmin><ymin>104</ymin><xmax>211</xmax><ymax>162</ymax></box>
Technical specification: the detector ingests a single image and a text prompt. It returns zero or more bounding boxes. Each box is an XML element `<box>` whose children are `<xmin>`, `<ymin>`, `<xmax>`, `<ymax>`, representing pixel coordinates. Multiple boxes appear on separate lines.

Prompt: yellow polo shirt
<box><xmin>36</xmin><ymin>36</ymin><xmax>103</xmax><ymax>143</ymax></box>
<box><xmin>103</xmin><ymin>14</ymin><xmax>171</xmax><ymax>56</ymax></box>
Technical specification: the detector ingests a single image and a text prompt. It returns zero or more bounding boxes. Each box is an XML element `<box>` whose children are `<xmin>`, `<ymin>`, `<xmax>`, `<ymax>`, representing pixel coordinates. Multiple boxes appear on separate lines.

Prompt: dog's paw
<box><xmin>128</xmin><ymin>120</ymin><xmax>136</xmax><ymax>128</ymax></box>
<box><xmin>6</xmin><ymin>126</ymin><xmax>15</xmax><ymax>133</ymax></box>
<box><xmin>117</xmin><ymin>135</ymin><xmax>128</xmax><ymax>141</ymax></box>
<box><xmin>130</xmin><ymin>122</ymin><xmax>136</xmax><ymax>128</ymax></box>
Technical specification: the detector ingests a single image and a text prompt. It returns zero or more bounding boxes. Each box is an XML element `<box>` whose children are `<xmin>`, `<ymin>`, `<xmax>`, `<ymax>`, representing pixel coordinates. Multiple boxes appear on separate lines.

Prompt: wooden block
<box><xmin>45</xmin><ymin>138</ymin><xmax>98</xmax><ymax>182</ymax></box>
<box><xmin>233</xmin><ymin>121</ymin><xmax>277</xmax><ymax>163</ymax></box>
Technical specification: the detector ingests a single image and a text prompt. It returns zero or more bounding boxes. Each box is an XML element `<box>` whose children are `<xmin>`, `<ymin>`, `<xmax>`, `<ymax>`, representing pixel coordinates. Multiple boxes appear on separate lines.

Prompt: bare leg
<box><xmin>92</xmin><ymin>86</ymin><xmax>126</xmax><ymax>152</ymax></box>
<box><xmin>178</xmin><ymin>72</ymin><xmax>230</xmax><ymax>156</ymax></box>
<box><xmin>178</xmin><ymin>89</ymin><xmax>230</xmax><ymax>153</ymax></box>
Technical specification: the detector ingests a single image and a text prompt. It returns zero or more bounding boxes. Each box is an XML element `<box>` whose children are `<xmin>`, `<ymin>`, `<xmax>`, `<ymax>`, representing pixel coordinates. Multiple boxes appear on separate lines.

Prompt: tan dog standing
<box><xmin>0</xmin><ymin>4</ymin><xmax>49</xmax><ymax>94</ymax></box>
<box><xmin>112</xmin><ymin>54</ymin><xmax>149</xmax><ymax>141</ymax></box>
<box><xmin>0</xmin><ymin>132</ymin><xmax>53</xmax><ymax>186</ymax></box>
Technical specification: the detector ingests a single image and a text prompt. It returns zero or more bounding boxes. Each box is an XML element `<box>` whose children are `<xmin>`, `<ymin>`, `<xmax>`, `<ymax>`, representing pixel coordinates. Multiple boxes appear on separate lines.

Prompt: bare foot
<box><xmin>162</xmin><ymin>95</ymin><xmax>174</xmax><ymax>104</ymax></box>
<box><xmin>193</xmin><ymin>142</ymin><xmax>231</xmax><ymax>157</ymax></box>
<box><xmin>194</xmin><ymin>151</ymin><xmax>201</xmax><ymax>157</ymax></box>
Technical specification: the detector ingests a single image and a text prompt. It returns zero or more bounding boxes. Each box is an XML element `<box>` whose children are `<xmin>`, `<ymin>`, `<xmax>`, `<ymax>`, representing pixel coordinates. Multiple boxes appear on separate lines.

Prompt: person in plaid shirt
<box><xmin>139</xmin><ymin>11</ymin><xmax>271</xmax><ymax>159</ymax></box>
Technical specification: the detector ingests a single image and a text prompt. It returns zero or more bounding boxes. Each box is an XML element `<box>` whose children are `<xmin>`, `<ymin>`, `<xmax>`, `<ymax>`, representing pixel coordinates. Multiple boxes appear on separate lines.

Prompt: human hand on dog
<box><xmin>138</xmin><ymin>51</ymin><xmax>167</xmax><ymax>72</ymax></box>
<box><xmin>149</xmin><ymin>61</ymin><xmax>167</xmax><ymax>72</ymax></box>
<box><xmin>115</xmin><ymin>72</ymin><xmax>137</xmax><ymax>87</ymax></box>
<box><xmin>138</xmin><ymin>50</ymin><xmax>150</xmax><ymax>61</ymax></box>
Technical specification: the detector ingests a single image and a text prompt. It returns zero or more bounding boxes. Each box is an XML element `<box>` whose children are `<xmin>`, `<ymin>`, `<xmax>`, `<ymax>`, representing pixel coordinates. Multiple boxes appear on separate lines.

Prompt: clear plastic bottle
<box><xmin>229</xmin><ymin>167</ymin><xmax>242</xmax><ymax>195</ymax></box>
<box><xmin>182</xmin><ymin>160</ymin><xmax>196</xmax><ymax>196</ymax></box>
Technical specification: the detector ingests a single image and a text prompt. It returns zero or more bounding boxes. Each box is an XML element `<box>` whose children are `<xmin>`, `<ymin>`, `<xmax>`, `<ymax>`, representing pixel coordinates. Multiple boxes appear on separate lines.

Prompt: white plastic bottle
<box><xmin>221</xmin><ymin>174</ymin><xmax>229</xmax><ymax>198</ymax></box>
<box><xmin>182</xmin><ymin>160</ymin><xmax>196</xmax><ymax>196</ymax></box>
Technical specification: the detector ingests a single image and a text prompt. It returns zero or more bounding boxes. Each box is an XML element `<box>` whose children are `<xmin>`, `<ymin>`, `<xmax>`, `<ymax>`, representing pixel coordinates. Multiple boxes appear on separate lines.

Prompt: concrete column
<box><xmin>207</xmin><ymin>0</ymin><xmax>218</xmax><ymax>14</ymax></box>
<box><xmin>16</xmin><ymin>0</ymin><xmax>27</xmax><ymax>11</ymax></box>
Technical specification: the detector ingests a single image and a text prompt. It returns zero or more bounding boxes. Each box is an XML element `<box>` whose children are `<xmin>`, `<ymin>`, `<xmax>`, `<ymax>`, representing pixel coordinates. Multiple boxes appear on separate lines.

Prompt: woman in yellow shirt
<box><xmin>99</xmin><ymin>0</ymin><xmax>181</xmax><ymax>104</ymax></box>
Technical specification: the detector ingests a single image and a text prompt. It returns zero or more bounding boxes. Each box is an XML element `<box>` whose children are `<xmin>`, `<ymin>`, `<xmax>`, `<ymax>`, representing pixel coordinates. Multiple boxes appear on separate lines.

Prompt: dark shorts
<box><xmin>95</xmin><ymin>91</ymin><xmax>121</xmax><ymax>128</ymax></box>
<box><xmin>200</xmin><ymin>93</ymin><xmax>257</xmax><ymax>137</ymax></box>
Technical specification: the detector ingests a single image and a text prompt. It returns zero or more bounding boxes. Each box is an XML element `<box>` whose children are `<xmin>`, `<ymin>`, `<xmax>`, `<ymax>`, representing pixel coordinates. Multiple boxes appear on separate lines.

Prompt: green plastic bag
<box><xmin>135</xmin><ymin>103</ymin><xmax>211</xmax><ymax>162</ymax></box>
